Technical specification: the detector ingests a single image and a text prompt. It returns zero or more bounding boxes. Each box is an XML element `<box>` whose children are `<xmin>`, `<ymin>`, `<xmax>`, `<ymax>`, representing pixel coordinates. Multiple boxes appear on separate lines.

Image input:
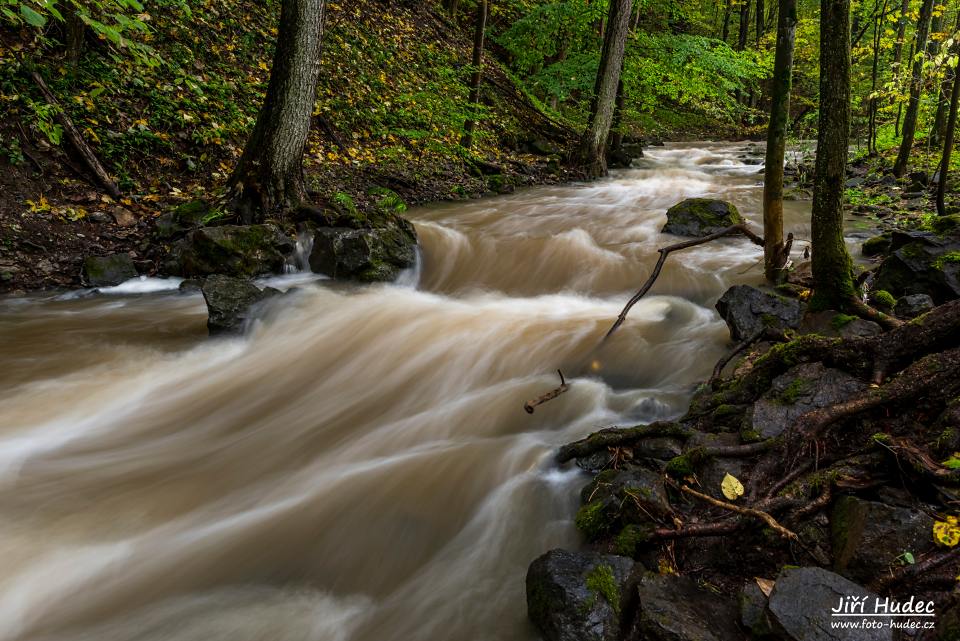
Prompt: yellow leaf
<box><xmin>933</xmin><ymin>516</ymin><xmax>960</xmax><ymax>547</ymax></box>
<box><xmin>721</xmin><ymin>473</ymin><xmax>744</xmax><ymax>501</ymax></box>
<box><xmin>755</xmin><ymin>577</ymin><xmax>775</xmax><ymax>597</ymax></box>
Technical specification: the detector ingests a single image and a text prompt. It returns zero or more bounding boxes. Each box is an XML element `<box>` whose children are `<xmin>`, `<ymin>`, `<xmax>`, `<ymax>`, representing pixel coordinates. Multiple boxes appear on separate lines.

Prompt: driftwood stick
<box><xmin>604</xmin><ymin>224</ymin><xmax>764</xmax><ymax>340</ymax></box>
<box><xmin>524</xmin><ymin>370</ymin><xmax>569</xmax><ymax>414</ymax></box>
<box><xmin>31</xmin><ymin>71</ymin><xmax>121</xmax><ymax>199</ymax></box>
<box><xmin>677</xmin><ymin>483</ymin><xmax>798</xmax><ymax>540</ymax></box>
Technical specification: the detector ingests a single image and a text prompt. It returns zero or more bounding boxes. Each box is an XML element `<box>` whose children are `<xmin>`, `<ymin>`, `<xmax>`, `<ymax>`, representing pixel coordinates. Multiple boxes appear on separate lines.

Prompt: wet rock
<box><xmin>740</xmin><ymin>581</ymin><xmax>774</xmax><ymax>637</ymax></box>
<box><xmin>931</xmin><ymin>214</ymin><xmax>960</xmax><ymax>236</ymax></box>
<box><xmin>716</xmin><ymin>285</ymin><xmax>804</xmax><ymax>341</ymax></box>
<box><xmin>200</xmin><ymin>274</ymin><xmax>281</xmax><ymax>334</ymax></box>
<box><xmin>893</xmin><ymin>293</ymin><xmax>935</xmax><ymax>318</ymax></box>
<box><xmin>576</xmin><ymin>467</ymin><xmax>671</xmax><ymax>541</ymax></box>
<box><xmin>82</xmin><ymin>253</ymin><xmax>137</xmax><ymax>287</ymax></box>
<box><xmin>607</xmin><ymin>148</ymin><xmax>633</xmax><ymax>169</ymax></box>
<box><xmin>166</xmin><ymin>224</ymin><xmax>294</xmax><ymax>278</ymax></box>
<box><xmin>662</xmin><ymin>198</ymin><xmax>744</xmax><ymax>237</ymax></box>
<box><xmin>873</xmin><ymin>231</ymin><xmax>960</xmax><ymax>303</ymax></box>
<box><xmin>830</xmin><ymin>496</ymin><xmax>935</xmax><ymax>584</ymax></box>
<box><xmin>622</xmin><ymin>572</ymin><xmax>744</xmax><ymax>641</ymax></box>
<box><xmin>744</xmin><ymin>362</ymin><xmax>868</xmax><ymax>439</ymax></box>
<box><xmin>766</xmin><ymin>567</ymin><xmax>893</xmax><ymax>641</ymax></box>
<box><xmin>861</xmin><ymin>234</ymin><xmax>891</xmax><ymax>257</ymax></box>
<box><xmin>526</xmin><ymin>549</ymin><xmax>633</xmax><ymax>641</ymax></box>
<box><xmin>844</xmin><ymin>177</ymin><xmax>865</xmax><ymax>188</ymax></box>
<box><xmin>155</xmin><ymin>200</ymin><xmax>216</xmax><ymax>239</ymax></box>
<box><xmin>309</xmin><ymin>217</ymin><xmax>417</xmax><ymax>282</ymax></box>
<box><xmin>799</xmin><ymin>310</ymin><xmax>881</xmax><ymax>339</ymax></box>
<box><xmin>111</xmin><ymin>206</ymin><xmax>137</xmax><ymax>228</ymax></box>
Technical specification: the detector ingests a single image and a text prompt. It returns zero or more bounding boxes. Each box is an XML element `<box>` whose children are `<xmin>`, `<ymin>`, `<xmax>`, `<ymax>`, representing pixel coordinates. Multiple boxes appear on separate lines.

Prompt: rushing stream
<box><xmin>0</xmin><ymin>142</ymin><xmax>834</xmax><ymax>641</ymax></box>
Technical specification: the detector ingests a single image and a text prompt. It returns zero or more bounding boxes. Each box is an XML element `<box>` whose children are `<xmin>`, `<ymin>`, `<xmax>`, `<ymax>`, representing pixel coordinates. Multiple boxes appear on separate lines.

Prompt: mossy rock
<box><xmin>874</xmin><ymin>233</ymin><xmax>960</xmax><ymax>304</ymax></box>
<box><xmin>662</xmin><ymin>198</ymin><xmax>744</xmax><ymax>237</ymax></box>
<box><xmin>165</xmin><ymin>224</ymin><xmax>295</xmax><ymax>277</ymax></box>
<box><xmin>308</xmin><ymin>215</ymin><xmax>418</xmax><ymax>282</ymax></box>
<box><xmin>861</xmin><ymin>233</ymin><xmax>891</xmax><ymax>257</ymax></box>
<box><xmin>82</xmin><ymin>253</ymin><xmax>137</xmax><ymax>287</ymax></box>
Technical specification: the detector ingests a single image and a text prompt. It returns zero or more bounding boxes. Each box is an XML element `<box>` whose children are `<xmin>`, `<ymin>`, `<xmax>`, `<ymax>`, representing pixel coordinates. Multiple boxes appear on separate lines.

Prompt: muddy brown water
<box><xmin>0</xmin><ymin>143</ymin><xmax>848</xmax><ymax>641</ymax></box>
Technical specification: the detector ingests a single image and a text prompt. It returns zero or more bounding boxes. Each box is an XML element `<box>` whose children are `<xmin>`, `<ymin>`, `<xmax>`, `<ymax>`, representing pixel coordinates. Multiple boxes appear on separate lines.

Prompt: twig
<box><xmin>604</xmin><ymin>224</ymin><xmax>764</xmax><ymax>340</ymax></box>
<box><xmin>524</xmin><ymin>370</ymin><xmax>569</xmax><ymax>414</ymax></box>
<box><xmin>710</xmin><ymin>327</ymin><xmax>766</xmax><ymax>383</ymax></box>
<box><xmin>31</xmin><ymin>71</ymin><xmax>121</xmax><ymax>199</ymax></box>
<box><xmin>676</xmin><ymin>483</ymin><xmax>798</xmax><ymax>540</ymax></box>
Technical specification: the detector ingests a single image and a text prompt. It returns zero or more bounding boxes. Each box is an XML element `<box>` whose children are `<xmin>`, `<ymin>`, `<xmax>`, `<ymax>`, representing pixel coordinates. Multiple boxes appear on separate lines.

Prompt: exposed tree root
<box><xmin>871</xmin><ymin>548</ymin><xmax>960</xmax><ymax>593</ymax></box>
<box><xmin>676</xmin><ymin>483</ymin><xmax>797</xmax><ymax>540</ymax></box>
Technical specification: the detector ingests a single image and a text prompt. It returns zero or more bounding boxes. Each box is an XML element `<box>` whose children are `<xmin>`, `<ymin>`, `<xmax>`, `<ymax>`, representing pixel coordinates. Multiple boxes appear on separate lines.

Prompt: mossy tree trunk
<box><xmin>810</xmin><ymin>0</ymin><xmax>856</xmax><ymax>309</ymax></box>
<box><xmin>227</xmin><ymin>0</ymin><xmax>325</xmax><ymax>223</ymax></box>
<box><xmin>460</xmin><ymin>0</ymin><xmax>488</xmax><ymax>150</ymax></box>
<box><xmin>762</xmin><ymin>0</ymin><xmax>797</xmax><ymax>282</ymax></box>
<box><xmin>937</xmin><ymin>27</ymin><xmax>960</xmax><ymax>217</ymax></box>
<box><xmin>892</xmin><ymin>0</ymin><xmax>935</xmax><ymax>177</ymax></box>
<box><xmin>571</xmin><ymin>0</ymin><xmax>632</xmax><ymax>177</ymax></box>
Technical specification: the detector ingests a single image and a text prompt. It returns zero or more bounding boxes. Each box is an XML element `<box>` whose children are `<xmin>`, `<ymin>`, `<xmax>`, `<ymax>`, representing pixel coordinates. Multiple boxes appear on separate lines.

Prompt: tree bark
<box><xmin>868</xmin><ymin>0</ymin><xmax>890</xmax><ymax>154</ymax></box>
<box><xmin>737</xmin><ymin>0</ymin><xmax>751</xmax><ymax>50</ymax></box>
<box><xmin>931</xmin><ymin>11</ymin><xmax>960</xmax><ymax>147</ymax></box>
<box><xmin>460</xmin><ymin>0</ymin><xmax>488</xmax><ymax>150</ymax></box>
<box><xmin>892</xmin><ymin>0</ymin><xmax>935</xmax><ymax>177</ymax></box>
<box><xmin>756</xmin><ymin>0</ymin><xmax>766</xmax><ymax>44</ymax></box>
<box><xmin>608</xmin><ymin>79</ymin><xmax>626</xmax><ymax>154</ymax></box>
<box><xmin>762</xmin><ymin>0</ymin><xmax>797</xmax><ymax>282</ymax></box>
<box><xmin>722</xmin><ymin>0</ymin><xmax>734</xmax><ymax>41</ymax></box>
<box><xmin>571</xmin><ymin>0</ymin><xmax>632</xmax><ymax>177</ymax></box>
<box><xmin>227</xmin><ymin>0</ymin><xmax>325</xmax><ymax>223</ymax></box>
<box><xmin>937</xmin><ymin>27</ymin><xmax>960</xmax><ymax>217</ymax></box>
<box><xmin>810</xmin><ymin>0</ymin><xmax>856</xmax><ymax>309</ymax></box>
<box><xmin>444</xmin><ymin>0</ymin><xmax>460</xmax><ymax>18</ymax></box>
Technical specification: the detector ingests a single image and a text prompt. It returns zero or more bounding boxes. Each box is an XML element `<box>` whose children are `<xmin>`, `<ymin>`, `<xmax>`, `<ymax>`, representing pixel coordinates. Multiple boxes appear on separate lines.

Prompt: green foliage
<box><xmin>584</xmin><ymin>563</ymin><xmax>621</xmax><ymax>615</ymax></box>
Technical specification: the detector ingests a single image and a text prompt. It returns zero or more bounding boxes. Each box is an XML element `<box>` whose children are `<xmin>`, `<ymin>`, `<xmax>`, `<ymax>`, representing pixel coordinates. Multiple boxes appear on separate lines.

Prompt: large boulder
<box><xmin>873</xmin><ymin>230</ymin><xmax>960</xmax><ymax>304</ymax></box>
<box><xmin>716</xmin><ymin>285</ymin><xmax>804</xmax><ymax>341</ymax></box>
<box><xmin>82</xmin><ymin>253</ymin><xmax>137</xmax><ymax>287</ymax></box>
<box><xmin>621</xmin><ymin>573</ymin><xmax>744</xmax><ymax>641</ymax></box>
<box><xmin>308</xmin><ymin>217</ymin><xmax>417</xmax><ymax>282</ymax></box>
<box><xmin>166</xmin><ymin>224</ymin><xmax>295</xmax><ymax>277</ymax></box>
<box><xmin>830</xmin><ymin>496</ymin><xmax>934</xmax><ymax>584</ymax></box>
<box><xmin>893</xmin><ymin>293</ymin><xmax>934</xmax><ymax>319</ymax></box>
<box><xmin>662</xmin><ymin>198</ymin><xmax>745</xmax><ymax>237</ymax></box>
<box><xmin>200</xmin><ymin>275</ymin><xmax>281</xmax><ymax>334</ymax></box>
<box><xmin>766</xmin><ymin>567</ymin><xmax>893</xmax><ymax>641</ymax></box>
<box><xmin>526</xmin><ymin>549</ymin><xmax>633</xmax><ymax>641</ymax></box>
<box><xmin>743</xmin><ymin>362</ymin><xmax>868</xmax><ymax>440</ymax></box>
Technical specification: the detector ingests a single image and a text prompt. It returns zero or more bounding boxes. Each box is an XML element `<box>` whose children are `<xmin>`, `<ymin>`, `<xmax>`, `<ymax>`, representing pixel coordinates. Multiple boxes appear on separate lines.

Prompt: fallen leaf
<box><xmin>721</xmin><ymin>473</ymin><xmax>744</xmax><ymax>501</ymax></box>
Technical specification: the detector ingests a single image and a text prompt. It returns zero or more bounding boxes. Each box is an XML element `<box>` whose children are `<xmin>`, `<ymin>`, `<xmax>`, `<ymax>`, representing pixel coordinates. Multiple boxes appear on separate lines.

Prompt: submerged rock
<box><xmin>308</xmin><ymin>217</ymin><xmax>417</xmax><ymax>282</ymax></box>
<box><xmin>662</xmin><ymin>198</ymin><xmax>744</xmax><ymax>237</ymax></box>
<box><xmin>166</xmin><ymin>224</ymin><xmax>294</xmax><ymax>278</ymax></box>
<box><xmin>526</xmin><ymin>549</ymin><xmax>633</xmax><ymax>641</ymax></box>
<box><xmin>82</xmin><ymin>253</ymin><xmax>137</xmax><ymax>287</ymax></box>
<box><xmin>830</xmin><ymin>496</ymin><xmax>934</xmax><ymax>584</ymax></box>
<box><xmin>716</xmin><ymin>284</ymin><xmax>804</xmax><ymax>341</ymax></box>
<box><xmin>200</xmin><ymin>274</ymin><xmax>280</xmax><ymax>334</ymax></box>
<box><xmin>766</xmin><ymin>567</ymin><xmax>893</xmax><ymax>641</ymax></box>
<box><xmin>622</xmin><ymin>573</ymin><xmax>744</xmax><ymax>641</ymax></box>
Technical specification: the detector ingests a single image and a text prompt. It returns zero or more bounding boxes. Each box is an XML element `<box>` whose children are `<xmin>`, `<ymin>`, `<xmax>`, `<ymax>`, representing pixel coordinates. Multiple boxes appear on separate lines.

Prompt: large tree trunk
<box><xmin>460</xmin><ymin>0</ymin><xmax>488</xmax><ymax>150</ymax></box>
<box><xmin>571</xmin><ymin>0</ymin><xmax>632</xmax><ymax>177</ymax></box>
<box><xmin>810</xmin><ymin>0</ymin><xmax>856</xmax><ymax>309</ymax></box>
<box><xmin>892</xmin><ymin>0</ymin><xmax>935</xmax><ymax>177</ymax></box>
<box><xmin>762</xmin><ymin>0</ymin><xmax>797</xmax><ymax>282</ymax></box>
<box><xmin>227</xmin><ymin>0</ymin><xmax>325</xmax><ymax>223</ymax></box>
<box><xmin>937</xmin><ymin>23</ymin><xmax>960</xmax><ymax>217</ymax></box>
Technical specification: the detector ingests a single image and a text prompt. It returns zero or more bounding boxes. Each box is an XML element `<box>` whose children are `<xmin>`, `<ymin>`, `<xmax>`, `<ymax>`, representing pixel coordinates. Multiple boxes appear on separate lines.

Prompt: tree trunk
<box><xmin>444</xmin><ymin>0</ymin><xmax>460</xmax><ymax>18</ymax></box>
<box><xmin>737</xmin><ymin>0</ymin><xmax>751</xmax><ymax>50</ymax></box>
<box><xmin>572</xmin><ymin>0</ymin><xmax>632</xmax><ymax>177</ymax></box>
<box><xmin>227</xmin><ymin>0</ymin><xmax>325</xmax><ymax>223</ymax></box>
<box><xmin>722</xmin><ymin>0</ymin><xmax>733</xmax><ymax>41</ymax></box>
<box><xmin>891</xmin><ymin>0</ymin><xmax>911</xmax><ymax>67</ymax></box>
<box><xmin>762</xmin><ymin>0</ymin><xmax>797</xmax><ymax>282</ymax></box>
<box><xmin>756</xmin><ymin>0</ymin><xmax>766</xmax><ymax>43</ymax></box>
<box><xmin>937</xmin><ymin>24</ymin><xmax>960</xmax><ymax>217</ymax></box>
<box><xmin>931</xmin><ymin>12</ymin><xmax>960</xmax><ymax>147</ymax></box>
<box><xmin>64</xmin><ymin>7</ymin><xmax>85</xmax><ymax>67</ymax></box>
<box><xmin>460</xmin><ymin>0</ymin><xmax>488</xmax><ymax>150</ymax></box>
<box><xmin>868</xmin><ymin>0</ymin><xmax>890</xmax><ymax>154</ymax></box>
<box><xmin>811</xmin><ymin>0</ymin><xmax>856</xmax><ymax>309</ymax></box>
<box><xmin>609</xmin><ymin>79</ymin><xmax>626</xmax><ymax>154</ymax></box>
<box><xmin>892</xmin><ymin>0</ymin><xmax>935</xmax><ymax>177</ymax></box>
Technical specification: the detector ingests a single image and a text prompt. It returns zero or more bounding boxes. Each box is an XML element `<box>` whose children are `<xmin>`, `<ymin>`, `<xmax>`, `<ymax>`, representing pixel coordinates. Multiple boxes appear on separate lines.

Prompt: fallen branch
<box><xmin>676</xmin><ymin>483</ymin><xmax>797</xmax><ymax>540</ymax></box>
<box><xmin>871</xmin><ymin>548</ymin><xmax>960</xmax><ymax>593</ymax></box>
<box><xmin>31</xmin><ymin>71</ymin><xmax>121</xmax><ymax>199</ymax></box>
<box><xmin>604</xmin><ymin>224</ymin><xmax>764</xmax><ymax>340</ymax></box>
<box><xmin>886</xmin><ymin>437</ymin><xmax>960</xmax><ymax>485</ymax></box>
<box><xmin>523</xmin><ymin>370</ymin><xmax>569</xmax><ymax>414</ymax></box>
<box><xmin>710</xmin><ymin>326</ymin><xmax>767</xmax><ymax>384</ymax></box>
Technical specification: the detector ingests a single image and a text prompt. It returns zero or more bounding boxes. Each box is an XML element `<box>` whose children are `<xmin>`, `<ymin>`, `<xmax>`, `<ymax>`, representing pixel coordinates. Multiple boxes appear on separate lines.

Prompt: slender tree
<box><xmin>756</xmin><ymin>0</ymin><xmax>766</xmax><ymax>44</ymax></box>
<box><xmin>737</xmin><ymin>0</ymin><xmax>751</xmax><ymax>50</ymax></box>
<box><xmin>762</xmin><ymin>0</ymin><xmax>798</xmax><ymax>282</ymax></box>
<box><xmin>460</xmin><ymin>0</ymin><xmax>488</xmax><ymax>149</ymax></box>
<box><xmin>868</xmin><ymin>0</ymin><xmax>890</xmax><ymax>154</ymax></box>
<box><xmin>228</xmin><ymin>0</ymin><xmax>326</xmax><ymax>223</ymax></box>
<box><xmin>722</xmin><ymin>0</ymin><xmax>734</xmax><ymax>41</ymax></box>
<box><xmin>892</xmin><ymin>0</ymin><xmax>935</xmax><ymax>176</ymax></box>
<box><xmin>571</xmin><ymin>0</ymin><xmax>632</xmax><ymax>176</ymax></box>
<box><xmin>931</xmin><ymin>11</ymin><xmax>960</xmax><ymax>147</ymax></box>
<box><xmin>811</xmin><ymin>0</ymin><xmax>856</xmax><ymax>309</ymax></box>
<box><xmin>936</xmin><ymin>26</ymin><xmax>960</xmax><ymax>216</ymax></box>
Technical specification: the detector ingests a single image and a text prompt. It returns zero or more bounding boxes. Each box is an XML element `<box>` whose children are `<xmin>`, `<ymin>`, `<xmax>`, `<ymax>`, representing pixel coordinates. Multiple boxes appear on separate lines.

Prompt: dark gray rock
<box><xmin>155</xmin><ymin>200</ymin><xmax>212</xmax><ymax>239</ymax></box>
<box><xmin>526</xmin><ymin>549</ymin><xmax>633</xmax><ymax>641</ymax></box>
<box><xmin>716</xmin><ymin>285</ymin><xmax>804</xmax><ymax>341</ymax></box>
<box><xmin>662</xmin><ymin>198</ymin><xmax>745</xmax><ymax>237</ymax></box>
<box><xmin>874</xmin><ymin>231</ymin><xmax>960</xmax><ymax>304</ymax></box>
<box><xmin>166</xmin><ymin>224</ymin><xmax>294</xmax><ymax>277</ymax></box>
<box><xmin>831</xmin><ymin>496</ymin><xmax>935</xmax><ymax>584</ymax></box>
<box><xmin>894</xmin><ymin>293</ymin><xmax>935</xmax><ymax>318</ymax></box>
<box><xmin>577</xmin><ymin>467</ymin><xmax>672</xmax><ymax>541</ymax></box>
<box><xmin>744</xmin><ymin>362</ymin><xmax>868</xmax><ymax>439</ymax></box>
<box><xmin>861</xmin><ymin>234</ymin><xmax>891</xmax><ymax>257</ymax></box>
<box><xmin>766</xmin><ymin>567</ymin><xmax>893</xmax><ymax>641</ymax></box>
<box><xmin>799</xmin><ymin>310</ymin><xmax>881</xmax><ymax>339</ymax></box>
<box><xmin>82</xmin><ymin>253</ymin><xmax>137</xmax><ymax>287</ymax></box>
<box><xmin>309</xmin><ymin>217</ymin><xmax>417</xmax><ymax>282</ymax></box>
<box><xmin>200</xmin><ymin>275</ymin><xmax>281</xmax><ymax>335</ymax></box>
<box><xmin>622</xmin><ymin>573</ymin><xmax>745</xmax><ymax>641</ymax></box>
<box><xmin>740</xmin><ymin>581</ymin><xmax>774</xmax><ymax>637</ymax></box>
